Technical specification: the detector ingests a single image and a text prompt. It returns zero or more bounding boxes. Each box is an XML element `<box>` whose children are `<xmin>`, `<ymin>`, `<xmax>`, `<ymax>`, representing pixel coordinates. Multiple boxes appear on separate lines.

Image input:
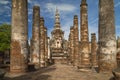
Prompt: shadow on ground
<box><xmin>109</xmin><ymin>77</ymin><xmax>115</xmax><ymax>80</ymax></box>
<box><xmin>4</xmin><ymin>65</ymin><xmax>56</xmax><ymax>80</ymax></box>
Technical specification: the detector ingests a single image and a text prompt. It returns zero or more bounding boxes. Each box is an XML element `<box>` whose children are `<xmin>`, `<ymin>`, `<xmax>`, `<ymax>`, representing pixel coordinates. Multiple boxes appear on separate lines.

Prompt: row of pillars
<box><xmin>30</xmin><ymin>6</ymin><xmax>48</xmax><ymax>69</ymax></box>
<box><xmin>10</xmin><ymin>1</ymin><xmax>120</xmax><ymax>80</ymax></box>
<box><xmin>10</xmin><ymin>0</ymin><xmax>48</xmax><ymax>73</ymax></box>
<box><xmin>69</xmin><ymin>0</ymin><xmax>118</xmax><ymax>75</ymax></box>
<box><xmin>68</xmin><ymin>19</ymin><xmax>97</xmax><ymax>68</ymax></box>
<box><xmin>68</xmin><ymin>0</ymin><xmax>98</xmax><ymax>69</ymax></box>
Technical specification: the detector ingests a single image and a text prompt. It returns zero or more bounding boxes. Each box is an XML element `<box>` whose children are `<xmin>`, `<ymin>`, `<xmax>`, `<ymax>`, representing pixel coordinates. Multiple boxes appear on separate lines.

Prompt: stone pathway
<box><xmin>4</xmin><ymin>63</ymin><xmax>114</xmax><ymax>80</ymax></box>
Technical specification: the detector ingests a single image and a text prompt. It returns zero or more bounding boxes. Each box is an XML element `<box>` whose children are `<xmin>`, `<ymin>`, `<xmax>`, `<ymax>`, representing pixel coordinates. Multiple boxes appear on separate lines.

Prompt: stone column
<box><xmin>40</xmin><ymin>17</ymin><xmax>45</xmax><ymax>67</ymax></box>
<box><xmin>10</xmin><ymin>0</ymin><xmax>28</xmax><ymax>73</ymax></box>
<box><xmin>68</xmin><ymin>35</ymin><xmax>71</xmax><ymax>64</ymax></box>
<box><xmin>80</xmin><ymin>0</ymin><xmax>90</xmax><ymax>69</ymax></box>
<box><xmin>73</xmin><ymin>15</ymin><xmax>79</xmax><ymax>67</ymax></box>
<box><xmin>47</xmin><ymin>37</ymin><xmax>51</xmax><ymax>61</ymax></box>
<box><xmin>98</xmin><ymin>0</ymin><xmax>117</xmax><ymax>72</ymax></box>
<box><xmin>91</xmin><ymin>33</ymin><xmax>98</xmax><ymax>67</ymax></box>
<box><xmin>69</xmin><ymin>26</ymin><xmax>75</xmax><ymax>65</ymax></box>
<box><xmin>44</xmin><ymin>27</ymin><xmax>48</xmax><ymax>67</ymax></box>
<box><xmin>117</xmin><ymin>37</ymin><xmax>120</xmax><ymax>67</ymax></box>
<box><xmin>117</xmin><ymin>37</ymin><xmax>120</xmax><ymax>49</ymax></box>
<box><xmin>112</xmin><ymin>38</ymin><xmax>120</xmax><ymax>80</ymax></box>
<box><xmin>80</xmin><ymin>0</ymin><xmax>89</xmax><ymax>42</ymax></box>
<box><xmin>31</xmin><ymin>6</ymin><xmax>40</xmax><ymax>69</ymax></box>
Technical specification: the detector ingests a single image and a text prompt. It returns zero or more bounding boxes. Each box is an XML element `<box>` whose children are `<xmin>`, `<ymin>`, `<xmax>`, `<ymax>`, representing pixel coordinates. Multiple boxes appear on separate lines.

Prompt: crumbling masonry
<box><xmin>10</xmin><ymin>0</ymin><xmax>28</xmax><ymax>73</ymax></box>
<box><xmin>98</xmin><ymin>0</ymin><xmax>117</xmax><ymax>72</ymax></box>
<box><xmin>31</xmin><ymin>6</ymin><xmax>40</xmax><ymax>69</ymax></box>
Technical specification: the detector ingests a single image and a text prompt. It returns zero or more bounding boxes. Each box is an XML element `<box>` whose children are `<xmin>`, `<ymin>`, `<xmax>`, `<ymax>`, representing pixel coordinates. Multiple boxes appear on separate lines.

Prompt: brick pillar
<box><xmin>44</xmin><ymin>27</ymin><xmax>48</xmax><ymax>67</ymax></box>
<box><xmin>10</xmin><ymin>0</ymin><xmax>28</xmax><ymax>73</ymax></box>
<box><xmin>40</xmin><ymin>17</ymin><xmax>45</xmax><ymax>67</ymax></box>
<box><xmin>91</xmin><ymin>33</ymin><xmax>98</xmax><ymax>67</ymax></box>
<box><xmin>98</xmin><ymin>0</ymin><xmax>117</xmax><ymax>72</ymax></box>
<box><xmin>80</xmin><ymin>0</ymin><xmax>91</xmax><ymax>69</ymax></box>
<box><xmin>31</xmin><ymin>6</ymin><xmax>40</xmax><ymax>69</ymax></box>
<box><xmin>73</xmin><ymin>15</ymin><xmax>79</xmax><ymax>67</ymax></box>
<box><xmin>69</xmin><ymin>26</ymin><xmax>75</xmax><ymax>65</ymax></box>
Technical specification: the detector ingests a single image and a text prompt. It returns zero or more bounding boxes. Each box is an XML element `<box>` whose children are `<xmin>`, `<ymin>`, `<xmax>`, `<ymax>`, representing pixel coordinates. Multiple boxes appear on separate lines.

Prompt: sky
<box><xmin>0</xmin><ymin>0</ymin><xmax>120</xmax><ymax>41</ymax></box>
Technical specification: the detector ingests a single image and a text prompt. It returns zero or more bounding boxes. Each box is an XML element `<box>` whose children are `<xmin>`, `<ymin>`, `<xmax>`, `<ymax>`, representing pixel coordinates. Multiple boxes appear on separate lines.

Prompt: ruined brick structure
<box><xmin>113</xmin><ymin>37</ymin><xmax>120</xmax><ymax>80</ymax></box>
<box><xmin>79</xmin><ymin>0</ymin><xmax>90</xmax><ymax>68</ymax></box>
<box><xmin>91</xmin><ymin>33</ymin><xmax>98</xmax><ymax>67</ymax></box>
<box><xmin>39</xmin><ymin>17</ymin><xmax>46</xmax><ymax>67</ymax></box>
<box><xmin>117</xmin><ymin>37</ymin><xmax>120</xmax><ymax>67</ymax></box>
<box><xmin>44</xmin><ymin>27</ymin><xmax>48</xmax><ymax>66</ymax></box>
<box><xmin>98</xmin><ymin>0</ymin><xmax>117</xmax><ymax>72</ymax></box>
<box><xmin>50</xmin><ymin>9</ymin><xmax>68</xmax><ymax>63</ymax></box>
<box><xmin>10</xmin><ymin>0</ymin><xmax>119</xmax><ymax>77</ymax></box>
<box><xmin>10</xmin><ymin>0</ymin><xmax>28</xmax><ymax>73</ymax></box>
<box><xmin>73</xmin><ymin>15</ymin><xmax>79</xmax><ymax>67</ymax></box>
<box><xmin>31</xmin><ymin>6</ymin><xmax>40</xmax><ymax>69</ymax></box>
<box><xmin>117</xmin><ymin>37</ymin><xmax>120</xmax><ymax>49</ymax></box>
<box><xmin>69</xmin><ymin>26</ymin><xmax>75</xmax><ymax>65</ymax></box>
<box><xmin>47</xmin><ymin>37</ymin><xmax>51</xmax><ymax>61</ymax></box>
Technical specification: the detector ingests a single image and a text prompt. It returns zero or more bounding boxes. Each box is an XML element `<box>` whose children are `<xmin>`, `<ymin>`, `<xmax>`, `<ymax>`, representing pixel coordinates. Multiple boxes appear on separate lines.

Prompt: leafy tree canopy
<box><xmin>0</xmin><ymin>24</ymin><xmax>11</xmax><ymax>52</ymax></box>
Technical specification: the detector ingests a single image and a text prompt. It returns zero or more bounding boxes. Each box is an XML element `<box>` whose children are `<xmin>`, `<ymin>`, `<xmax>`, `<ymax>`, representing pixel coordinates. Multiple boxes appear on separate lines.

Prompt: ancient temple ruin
<box><xmin>31</xmin><ymin>6</ymin><xmax>40</xmax><ymax>69</ymax></box>
<box><xmin>9</xmin><ymin>1</ymin><xmax>120</xmax><ymax>80</ymax></box>
<box><xmin>39</xmin><ymin>17</ymin><xmax>47</xmax><ymax>67</ymax></box>
<box><xmin>50</xmin><ymin>9</ymin><xmax>68</xmax><ymax>63</ymax></box>
<box><xmin>79</xmin><ymin>0</ymin><xmax>91</xmax><ymax>69</ymax></box>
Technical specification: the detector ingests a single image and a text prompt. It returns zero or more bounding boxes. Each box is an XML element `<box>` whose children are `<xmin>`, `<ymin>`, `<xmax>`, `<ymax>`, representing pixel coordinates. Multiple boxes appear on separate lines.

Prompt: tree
<box><xmin>0</xmin><ymin>24</ymin><xmax>11</xmax><ymax>52</ymax></box>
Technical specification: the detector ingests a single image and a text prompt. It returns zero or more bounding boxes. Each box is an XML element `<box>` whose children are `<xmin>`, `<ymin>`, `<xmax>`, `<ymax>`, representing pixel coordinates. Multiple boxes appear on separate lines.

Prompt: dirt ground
<box><xmin>4</xmin><ymin>63</ymin><xmax>114</xmax><ymax>80</ymax></box>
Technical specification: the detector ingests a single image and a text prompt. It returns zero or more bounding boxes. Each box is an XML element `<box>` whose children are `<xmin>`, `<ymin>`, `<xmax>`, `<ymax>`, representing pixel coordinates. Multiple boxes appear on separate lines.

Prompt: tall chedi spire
<box><xmin>80</xmin><ymin>0</ymin><xmax>89</xmax><ymax>42</ymax></box>
<box><xmin>54</xmin><ymin>8</ymin><xmax>60</xmax><ymax>29</ymax></box>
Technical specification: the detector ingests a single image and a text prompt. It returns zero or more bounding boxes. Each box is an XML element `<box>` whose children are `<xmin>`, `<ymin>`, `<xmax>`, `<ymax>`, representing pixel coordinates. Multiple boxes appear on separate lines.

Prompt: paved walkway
<box><xmin>5</xmin><ymin>63</ymin><xmax>114</xmax><ymax>80</ymax></box>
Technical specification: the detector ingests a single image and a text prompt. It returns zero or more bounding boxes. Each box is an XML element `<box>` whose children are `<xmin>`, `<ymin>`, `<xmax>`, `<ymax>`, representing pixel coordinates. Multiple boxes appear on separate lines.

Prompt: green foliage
<box><xmin>0</xmin><ymin>24</ymin><xmax>11</xmax><ymax>52</ymax></box>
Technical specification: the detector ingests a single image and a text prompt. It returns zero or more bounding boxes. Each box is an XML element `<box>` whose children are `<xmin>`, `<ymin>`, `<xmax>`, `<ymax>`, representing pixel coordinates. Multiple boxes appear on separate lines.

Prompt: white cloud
<box><xmin>28</xmin><ymin>0</ymin><xmax>41</xmax><ymax>7</ymax></box>
<box><xmin>115</xmin><ymin>2</ymin><xmax>120</xmax><ymax>7</ymax></box>
<box><xmin>28</xmin><ymin>8</ymin><xmax>33</xmax><ymax>15</ymax></box>
<box><xmin>45</xmin><ymin>3</ymin><xmax>76</xmax><ymax>12</ymax></box>
<box><xmin>45</xmin><ymin>3</ymin><xmax>77</xmax><ymax>18</ymax></box>
<box><xmin>0</xmin><ymin>0</ymin><xmax>9</xmax><ymax>5</ymax></box>
<box><xmin>28</xmin><ymin>0</ymin><xmax>32</xmax><ymax>4</ymax></box>
<box><xmin>28</xmin><ymin>19</ymin><xmax>32</xmax><ymax>22</ymax></box>
<box><xmin>89</xmin><ymin>21</ymin><xmax>98</xmax><ymax>41</ymax></box>
<box><xmin>89</xmin><ymin>18</ymin><xmax>98</xmax><ymax>25</ymax></box>
<box><xmin>61</xmin><ymin>21</ymin><xmax>72</xmax><ymax>40</ymax></box>
<box><xmin>0</xmin><ymin>5</ymin><xmax>11</xmax><ymax>13</ymax></box>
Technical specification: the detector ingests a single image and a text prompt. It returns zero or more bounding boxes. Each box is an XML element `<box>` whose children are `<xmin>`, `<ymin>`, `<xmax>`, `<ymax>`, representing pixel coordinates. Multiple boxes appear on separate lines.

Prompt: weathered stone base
<box><xmin>98</xmin><ymin>54</ymin><xmax>117</xmax><ymax>73</ymax></box>
<box><xmin>10</xmin><ymin>41</ymin><xmax>27</xmax><ymax>73</ymax></box>
<box><xmin>79</xmin><ymin>42</ymin><xmax>91</xmax><ymax>69</ymax></box>
<box><xmin>79</xmin><ymin>68</ymin><xmax>91</xmax><ymax>72</ymax></box>
<box><xmin>40</xmin><ymin>64</ymin><xmax>45</xmax><ymax>68</ymax></box>
<box><xmin>79</xmin><ymin>65</ymin><xmax>91</xmax><ymax>70</ymax></box>
<box><xmin>112</xmin><ymin>68</ymin><xmax>120</xmax><ymax>80</ymax></box>
<box><xmin>31</xmin><ymin>54</ymin><xmax>40</xmax><ymax>69</ymax></box>
<box><xmin>0</xmin><ymin>69</ymin><xmax>6</xmax><ymax>80</ymax></box>
<box><xmin>10</xmin><ymin>57</ymin><xmax>27</xmax><ymax>73</ymax></box>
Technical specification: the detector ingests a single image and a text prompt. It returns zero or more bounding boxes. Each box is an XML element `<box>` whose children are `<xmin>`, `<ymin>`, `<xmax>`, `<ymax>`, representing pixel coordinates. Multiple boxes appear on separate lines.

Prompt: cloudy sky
<box><xmin>0</xmin><ymin>0</ymin><xmax>120</xmax><ymax>41</ymax></box>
